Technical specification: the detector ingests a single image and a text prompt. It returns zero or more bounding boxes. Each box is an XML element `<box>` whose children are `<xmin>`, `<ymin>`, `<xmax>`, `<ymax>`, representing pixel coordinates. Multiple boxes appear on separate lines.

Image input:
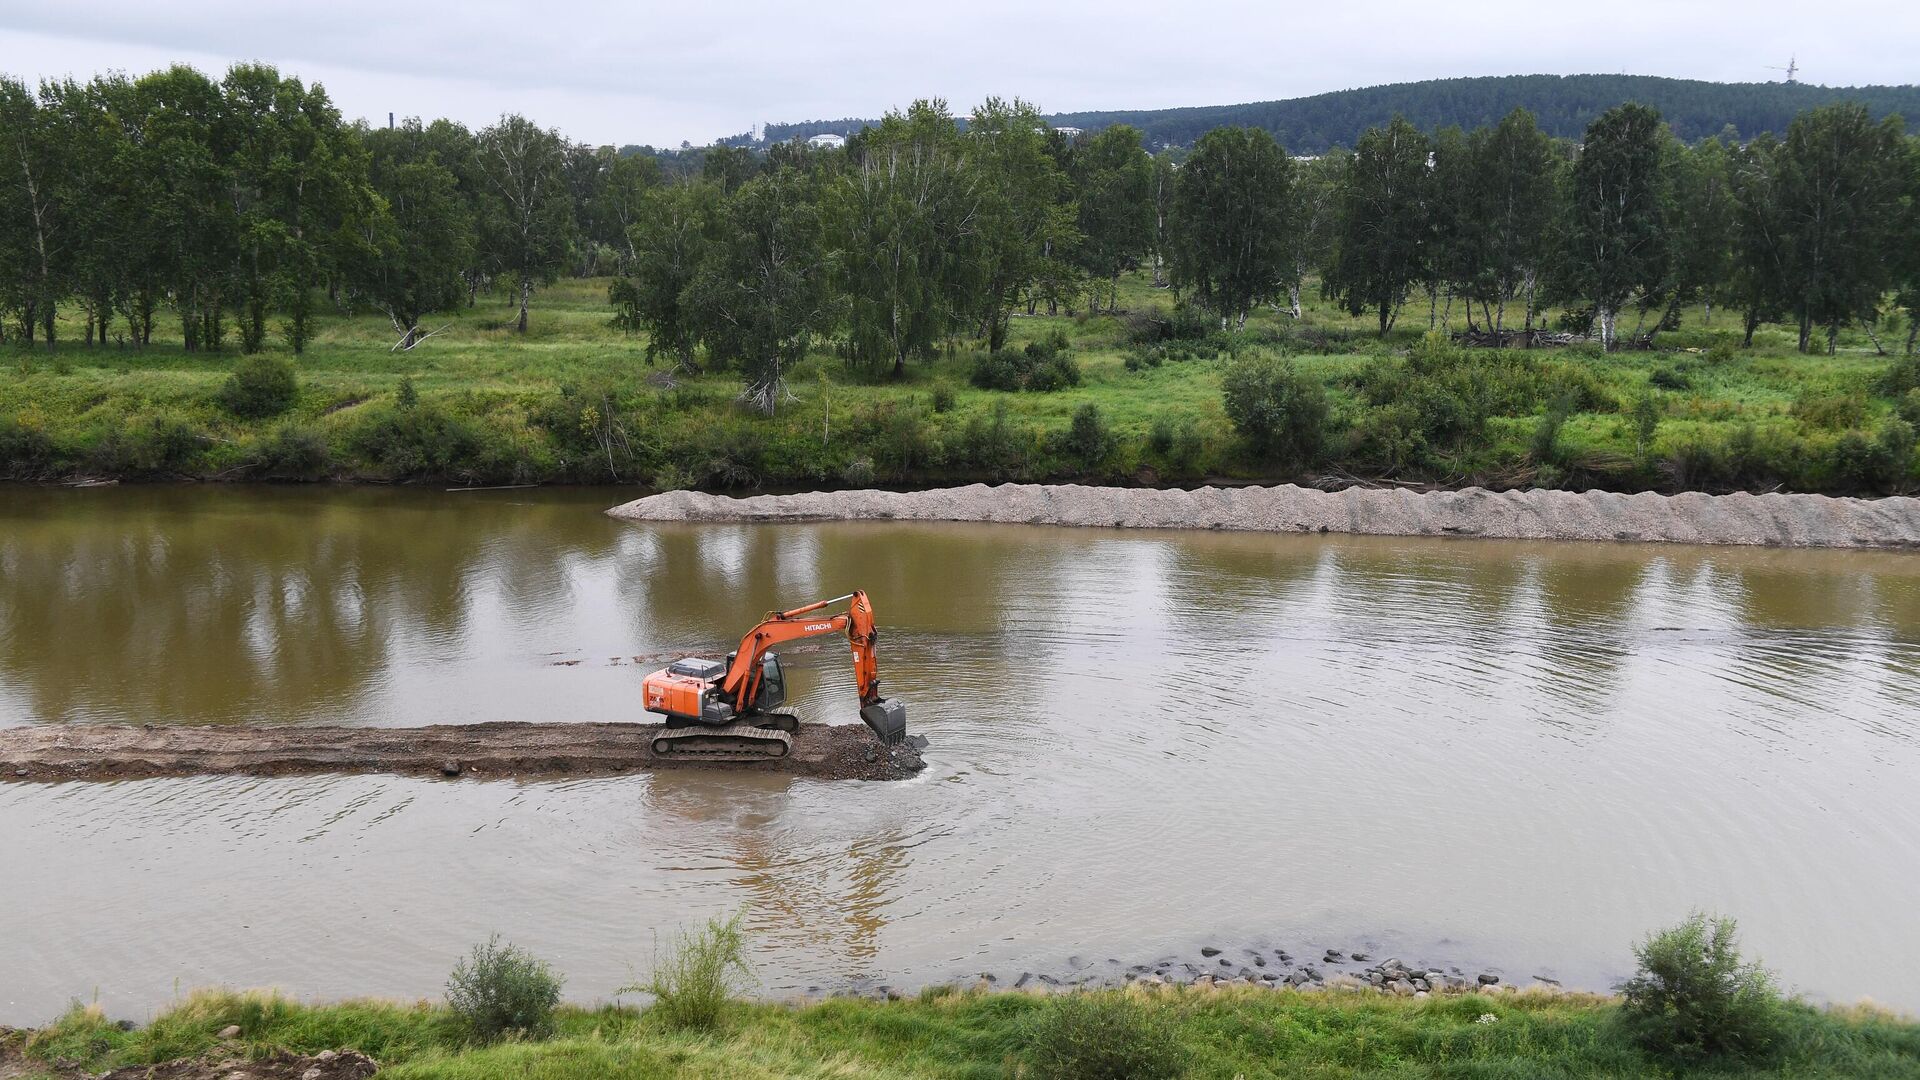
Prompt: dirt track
<box><xmin>0</xmin><ymin>722</ymin><xmax>923</xmax><ymax>783</ymax></box>
<box><xmin>607</xmin><ymin>482</ymin><xmax>1920</xmax><ymax>549</ymax></box>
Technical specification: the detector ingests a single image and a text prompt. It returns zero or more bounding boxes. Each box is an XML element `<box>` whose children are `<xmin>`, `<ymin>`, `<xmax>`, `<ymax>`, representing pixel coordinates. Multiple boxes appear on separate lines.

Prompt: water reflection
<box><xmin>3</xmin><ymin>487</ymin><xmax>1919</xmax><ymax>1023</ymax></box>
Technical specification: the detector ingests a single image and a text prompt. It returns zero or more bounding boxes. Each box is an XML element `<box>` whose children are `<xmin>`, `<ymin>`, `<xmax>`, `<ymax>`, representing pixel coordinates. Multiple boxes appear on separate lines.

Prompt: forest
<box><xmin>2</xmin><ymin>63</ymin><xmax>1919</xmax><ymax>495</ymax></box>
<box><xmin>745</xmin><ymin>74</ymin><xmax>1920</xmax><ymax>154</ymax></box>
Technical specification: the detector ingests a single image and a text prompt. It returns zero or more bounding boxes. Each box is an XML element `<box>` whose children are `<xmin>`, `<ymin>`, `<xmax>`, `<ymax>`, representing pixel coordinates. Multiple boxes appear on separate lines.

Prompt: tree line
<box><xmin>0</xmin><ymin>64</ymin><xmax>655</xmax><ymax>353</ymax></box>
<box><xmin>3</xmin><ymin>64</ymin><xmax>1918</xmax><ymax>396</ymax></box>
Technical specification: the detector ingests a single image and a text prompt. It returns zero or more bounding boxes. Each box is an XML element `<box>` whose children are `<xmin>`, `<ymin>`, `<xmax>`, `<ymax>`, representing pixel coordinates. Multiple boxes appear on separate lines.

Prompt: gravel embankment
<box><xmin>607</xmin><ymin>483</ymin><xmax>1920</xmax><ymax>549</ymax></box>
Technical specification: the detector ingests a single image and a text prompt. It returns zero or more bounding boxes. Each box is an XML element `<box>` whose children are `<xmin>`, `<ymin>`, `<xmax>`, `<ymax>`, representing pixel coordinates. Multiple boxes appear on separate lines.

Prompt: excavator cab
<box><xmin>745</xmin><ymin>652</ymin><xmax>785</xmax><ymax>712</ymax></box>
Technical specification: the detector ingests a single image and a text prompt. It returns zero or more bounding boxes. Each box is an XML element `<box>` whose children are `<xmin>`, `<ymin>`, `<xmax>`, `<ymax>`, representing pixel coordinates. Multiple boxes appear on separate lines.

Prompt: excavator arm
<box><xmin>717</xmin><ymin>590</ymin><xmax>904</xmax><ymax>743</ymax></box>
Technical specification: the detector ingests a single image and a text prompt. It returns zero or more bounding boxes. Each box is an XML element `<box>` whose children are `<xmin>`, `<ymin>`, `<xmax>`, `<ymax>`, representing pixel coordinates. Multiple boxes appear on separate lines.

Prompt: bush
<box><xmin>930</xmin><ymin>382</ymin><xmax>956</xmax><ymax>413</ymax></box>
<box><xmin>629</xmin><ymin>912</ymin><xmax>753</xmax><ymax>1031</ymax></box>
<box><xmin>1061</xmin><ymin>403</ymin><xmax>1113</xmax><ymax>468</ymax></box>
<box><xmin>1828</xmin><ymin>420</ymin><xmax>1916</xmax><ymax>492</ymax></box>
<box><xmin>1147</xmin><ymin>415</ymin><xmax>1176</xmax><ymax>455</ymax></box>
<box><xmin>1879</xmin><ymin>353</ymin><xmax>1920</xmax><ymax>398</ymax></box>
<box><xmin>1021</xmin><ymin>993</ymin><xmax>1182</xmax><ymax>1080</ymax></box>
<box><xmin>960</xmin><ymin>399</ymin><xmax>1030</xmax><ymax>479</ymax></box>
<box><xmin>970</xmin><ymin>334</ymin><xmax>1081</xmax><ymax>393</ymax></box>
<box><xmin>1124</xmin><ymin>303</ymin><xmax>1214</xmax><ymax>345</ymax></box>
<box><xmin>445</xmin><ymin>936</ymin><xmax>563</xmax><ymax>1042</ymax></box>
<box><xmin>349</xmin><ymin>402</ymin><xmax>483</xmax><ymax>479</ymax></box>
<box><xmin>1348</xmin><ymin>335</ymin><xmax>1542</xmax><ymax>461</ymax></box>
<box><xmin>254</xmin><ymin>424</ymin><xmax>331</xmax><ymax>480</ymax></box>
<box><xmin>1648</xmin><ymin>363</ymin><xmax>1694</xmax><ymax>392</ymax></box>
<box><xmin>88</xmin><ymin>412</ymin><xmax>202</xmax><ymax>476</ymax></box>
<box><xmin>217</xmin><ymin>354</ymin><xmax>299</xmax><ymax>418</ymax></box>
<box><xmin>0</xmin><ymin>414</ymin><xmax>54</xmax><ymax>475</ymax></box>
<box><xmin>1631</xmin><ymin>393</ymin><xmax>1663</xmax><ymax>457</ymax></box>
<box><xmin>1791</xmin><ymin>392</ymin><xmax>1868</xmax><ymax>430</ymax></box>
<box><xmin>1620</xmin><ymin>913</ymin><xmax>1783</xmax><ymax>1063</ymax></box>
<box><xmin>1531</xmin><ymin>398</ymin><xmax>1572</xmax><ymax>468</ymax></box>
<box><xmin>1221</xmin><ymin>353</ymin><xmax>1327</xmax><ymax>464</ymax></box>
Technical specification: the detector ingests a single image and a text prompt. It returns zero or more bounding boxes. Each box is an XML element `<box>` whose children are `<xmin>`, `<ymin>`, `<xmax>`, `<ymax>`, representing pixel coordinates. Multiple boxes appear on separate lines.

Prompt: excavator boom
<box><xmin>640</xmin><ymin>590</ymin><xmax>908</xmax><ymax>760</ymax></box>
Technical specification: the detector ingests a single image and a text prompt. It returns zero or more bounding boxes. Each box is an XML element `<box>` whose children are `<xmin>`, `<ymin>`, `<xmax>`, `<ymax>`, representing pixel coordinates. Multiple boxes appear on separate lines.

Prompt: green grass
<box><xmin>1</xmin><ymin>272</ymin><xmax>1914</xmax><ymax>493</ymax></box>
<box><xmin>16</xmin><ymin>985</ymin><xmax>1920</xmax><ymax>1079</ymax></box>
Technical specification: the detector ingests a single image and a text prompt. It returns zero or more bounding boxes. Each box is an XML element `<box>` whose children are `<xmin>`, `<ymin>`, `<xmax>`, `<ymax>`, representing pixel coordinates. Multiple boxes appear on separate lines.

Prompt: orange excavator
<box><xmin>640</xmin><ymin>591</ymin><xmax>909</xmax><ymax>760</ymax></box>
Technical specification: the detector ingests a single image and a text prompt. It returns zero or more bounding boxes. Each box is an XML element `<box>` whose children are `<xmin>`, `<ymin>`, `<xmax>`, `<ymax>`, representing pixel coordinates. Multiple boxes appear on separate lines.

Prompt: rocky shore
<box><xmin>817</xmin><ymin>941</ymin><xmax>1588</xmax><ymax>1003</ymax></box>
<box><xmin>608</xmin><ymin>482</ymin><xmax>1920</xmax><ymax>549</ymax></box>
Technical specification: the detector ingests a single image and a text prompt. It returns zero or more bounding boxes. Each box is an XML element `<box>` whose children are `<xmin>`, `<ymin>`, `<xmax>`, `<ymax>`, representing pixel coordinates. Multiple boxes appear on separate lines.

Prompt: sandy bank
<box><xmin>0</xmin><ymin>722</ymin><xmax>922</xmax><ymax>783</ymax></box>
<box><xmin>608</xmin><ymin>483</ymin><xmax>1920</xmax><ymax>549</ymax></box>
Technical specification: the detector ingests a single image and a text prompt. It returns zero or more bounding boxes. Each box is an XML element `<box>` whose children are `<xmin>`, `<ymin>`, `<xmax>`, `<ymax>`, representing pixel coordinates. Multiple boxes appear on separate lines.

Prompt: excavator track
<box><xmin>650</xmin><ymin>721</ymin><xmax>794</xmax><ymax>761</ymax></box>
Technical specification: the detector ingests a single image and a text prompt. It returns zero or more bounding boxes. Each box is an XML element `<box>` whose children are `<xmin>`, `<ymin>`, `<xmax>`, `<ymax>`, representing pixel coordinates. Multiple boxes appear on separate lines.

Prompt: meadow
<box><xmin>2</xmin><ymin>273</ymin><xmax>1914</xmax><ymax>495</ymax></box>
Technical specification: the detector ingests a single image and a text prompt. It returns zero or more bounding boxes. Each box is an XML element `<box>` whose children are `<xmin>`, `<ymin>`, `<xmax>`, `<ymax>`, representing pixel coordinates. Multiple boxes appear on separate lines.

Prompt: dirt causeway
<box><xmin>0</xmin><ymin>722</ymin><xmax>923</xmax><ymax>783</ymax></box>
<box><xmin>607</xmin><ymin>482</ymin><xmax>1920</xmax><ymax>549</ymax></box>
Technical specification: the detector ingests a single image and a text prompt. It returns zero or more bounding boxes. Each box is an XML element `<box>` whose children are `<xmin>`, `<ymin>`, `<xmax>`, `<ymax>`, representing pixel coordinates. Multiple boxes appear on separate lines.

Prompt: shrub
<box><xmin>217</xmin><ymin>354</ymin><xmax>299</xmax><ymax>419</ymax></box>
<box><xmin>0</xmin><ymin>414</ymin><xmax>54</xmax><ymax>474</ymax></box>
<box><xmin>970</xmin><ymin>336</ymin><xmax>1081</xmax><ymax>393</ymax></box>
<box><xmin>1021</xmin><ymin>993</ymin><xmax>1182</xmax><ymax>1080</ymax></box>
<box><xmin>1124</xmin><ymin>304</ymin><xmax>1213</xmax><ymax>344</ymax></box>
<box><xmin>89</xmin><ymin>412</ymin><xmax>202</xmax><ymax>476</ymax></box>
<box><xmin>1222</xmin><ymin>353</ymin><xmax>1327</xmax><ymax>464</ymax></box>
<box><xmin>628</xmin><ymin>912</ymin><xmax>753</xmax><ymax>1031</ymax></box>
<box><xmin>1620</xmin><ymin>913</ymin><xmax>1783</xmax><ymax>1063</ymax></box>
<box><xmin>396</xmin><ymin>375</ymin><xmax>420</xmax><ymax>410</ymax></box>
<box><xmin>1900</xmin><ymin>388</ymin><xmax>1920</xmax><ymax>427</ymax></box>
<box><xmin>349</xmin><ymin>401</ymin><xmax>482</xmax><ymax>479</ymax></box>
<box><xmin>255</xmin><ymin>425</ymin><xmax>331</xmax><ymax>481</ymax></box>
<box><xmin>1792</xmin><ymin>392</ymin><xmax>1868</xmax><ymax>430</ymax></box>
<box><xmin>960</xmin><ymin>399</ymin><xmax>1029</xmax><ymax>479</ymax></box>
<box><xmin>1649</xmin><ymin>364</ymin><xmax>1694</xmax><ymax>392</ymax></box>
<box><xmin>445</xmin><ymin>936</ymin><xmax>563</xmax><ymax>1042</ymax></box>
<box><xmin>1348</xmin><ymin>335</ymin><xmax>1541</xmax><ymax>461</ymax></box>
<box><xmin>1704</xmin><ymin>341</ymin><xmax>1739</xmax><ymax>366</ymax></box>
<box><xmin>930</xmin><ymin>382</ymin><xmax>956</xmax><ymax>414</ymax></box>
<box><xmin>1829</xmin><ymin>421</ymin><xmax>1916</xmax><ymax>492</ymax></box>
<box><xmin>1631</xmin><ymin>394</ymin><xmax>1663</xmax><ymax>457</ymax></box>
<box><xmin>1062</xmin><ymin>403</ymin><xmax>1113</xmax><ymax>468</ymax></box>
<box><xmin>1147</xmin><ymin>415</ymin><xmax>1176</xmax><ymax>455</ymax></box>
<box><xmin>841</xmin><ymin>456</ymin><xmax>876</xmax><ymax>486</ymax></box>
<box><xmin>1879</xmin><ymin>353</ymin><xmax>1920</xmax><ymax>398</ymax></box>
<box><xmin>1531</xmin><ymin>398</ymin><xmax>1572</xmax><ymax>468</ymax></box>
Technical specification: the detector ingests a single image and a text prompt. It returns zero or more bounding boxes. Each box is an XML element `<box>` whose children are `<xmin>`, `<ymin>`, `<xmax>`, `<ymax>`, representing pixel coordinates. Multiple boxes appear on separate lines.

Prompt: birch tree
<box><xmin>475</xmin><ymin>114</ymin><xmax>572</xmax><ymax>333</ymax></box>
<box><xmin>1326</xmin><ymin>116</ymin><xmax>1431</xmax><ymax>336</ymax></box>
<box><xmin>1773</xmin><ymin>104</ymin><xmax>1907</xmax><ymax>353</ymax></box>
<box><xmin>1565</xmin><ymin>103</ymin><xmax>1669</xmax><ymax>350</ymax></box>
<box><xmin>1168</xmin><ymin>126</ymin><xmax>1294</xmax><ymax>327</ymax></box>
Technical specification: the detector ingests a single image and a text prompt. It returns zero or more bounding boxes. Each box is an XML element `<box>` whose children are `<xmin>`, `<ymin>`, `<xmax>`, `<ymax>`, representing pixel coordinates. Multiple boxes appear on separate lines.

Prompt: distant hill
<box><xmin>723</xmin><ymin>74</ymin><xmax>1920</xmax><ymax>153</ymax></box>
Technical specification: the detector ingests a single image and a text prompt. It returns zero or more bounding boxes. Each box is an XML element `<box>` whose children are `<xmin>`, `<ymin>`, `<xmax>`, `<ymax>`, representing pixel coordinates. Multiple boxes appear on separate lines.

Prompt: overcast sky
<box><xmin>2</xmin><ymin>1</ymin><xmax>1913</xmax><ymax>147</ymax></box>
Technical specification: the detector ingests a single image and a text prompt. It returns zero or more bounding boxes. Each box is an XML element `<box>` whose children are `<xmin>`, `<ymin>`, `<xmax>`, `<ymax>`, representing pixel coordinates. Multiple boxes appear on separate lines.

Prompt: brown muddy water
<box><xmin>2</xmin><ymin>485</ymin><xmax>1918</xmax><ymax>1023</ymax></box>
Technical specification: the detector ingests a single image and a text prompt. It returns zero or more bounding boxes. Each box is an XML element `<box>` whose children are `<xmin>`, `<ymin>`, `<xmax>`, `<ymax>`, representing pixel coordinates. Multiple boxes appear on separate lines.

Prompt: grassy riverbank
<box><xmin>2</xmin><ymin>273</ymin><xmax>1917</xmax><ymax>494</ymax></box>
<box><xmin>11</xmin><ymin>985</ymin><xmax>1920</xmax><ymax>1080</ymax></box>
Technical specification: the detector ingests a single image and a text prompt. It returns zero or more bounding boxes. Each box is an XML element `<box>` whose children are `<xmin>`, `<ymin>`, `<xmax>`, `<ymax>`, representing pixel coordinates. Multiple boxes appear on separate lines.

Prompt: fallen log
<box><xmin>0</xmin><ymin>721</ymin><xmax>923</xmax><ymax>783</ymax></box>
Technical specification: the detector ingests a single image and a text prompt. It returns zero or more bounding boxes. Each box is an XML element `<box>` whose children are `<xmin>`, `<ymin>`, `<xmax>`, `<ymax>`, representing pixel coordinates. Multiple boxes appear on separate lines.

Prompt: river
<box><xmin>2</xmin><ymin>485</ymin><xmax>1917</xmax><ymax>1023</ymax></box>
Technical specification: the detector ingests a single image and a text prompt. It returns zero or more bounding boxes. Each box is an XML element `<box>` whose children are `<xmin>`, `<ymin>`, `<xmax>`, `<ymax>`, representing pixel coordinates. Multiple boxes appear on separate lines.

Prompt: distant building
<box><xmin>807</xmin><ymin>133</ymin><xmax>846</xmax><ymax>149</ymax></box>
<box><xmin>1053</xmin><ymin>126</ymin><xmax>1084</xmax><ymax>138</ymax></box>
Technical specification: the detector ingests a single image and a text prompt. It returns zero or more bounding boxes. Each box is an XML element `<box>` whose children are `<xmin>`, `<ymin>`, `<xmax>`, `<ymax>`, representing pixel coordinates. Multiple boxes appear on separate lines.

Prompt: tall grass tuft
<box><xmin>627</xmin><ymin>912</ymin><xmax>754</xmax><ymax>1030</ymax></box>
<box><xmin>1020</xmin><ymin>991</ymin><xmax>1183</xmax><ymax>1080</ymax></box>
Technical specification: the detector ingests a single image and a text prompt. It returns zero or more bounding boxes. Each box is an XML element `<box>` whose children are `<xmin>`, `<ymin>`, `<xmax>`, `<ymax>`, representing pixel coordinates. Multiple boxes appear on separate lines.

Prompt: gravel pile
<box><xmin>608</xmin><ymin>483</ymin><xmax>1920</xmax><ymax>549</ymax></box>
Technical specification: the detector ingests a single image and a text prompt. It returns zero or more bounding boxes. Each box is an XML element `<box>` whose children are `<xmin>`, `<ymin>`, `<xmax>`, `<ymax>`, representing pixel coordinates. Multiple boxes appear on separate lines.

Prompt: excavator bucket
<box><xmin>859</xmin><ymin>699</ymin><xmax>908</xmax><ymax>745</ymax></box>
